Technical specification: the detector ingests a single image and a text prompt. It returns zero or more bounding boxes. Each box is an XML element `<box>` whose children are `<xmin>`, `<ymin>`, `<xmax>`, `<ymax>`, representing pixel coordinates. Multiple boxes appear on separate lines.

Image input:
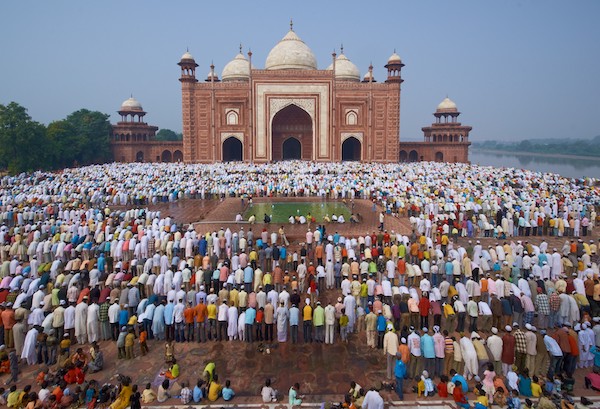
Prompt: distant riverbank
<box><xmin>471</xmin><ymin>148</ymin><xmax>600</xmax><ymax>161</ymax></box>
<box><xmin>469</xmin><ymin>149</ymin><xmax>600</xmax><ymax>179</ymax></box>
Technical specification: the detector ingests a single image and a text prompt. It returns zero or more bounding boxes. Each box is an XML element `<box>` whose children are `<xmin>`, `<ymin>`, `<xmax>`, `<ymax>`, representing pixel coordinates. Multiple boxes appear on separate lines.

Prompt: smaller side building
<box><xmin>400</xmin><ymin>97</ymin><xmax>471</xmax><ymax>163</ymax></box>
<box><xmin>110</xmin><ymin>97</ymin><xmax>183</xmax><ymax>162</ymax></box>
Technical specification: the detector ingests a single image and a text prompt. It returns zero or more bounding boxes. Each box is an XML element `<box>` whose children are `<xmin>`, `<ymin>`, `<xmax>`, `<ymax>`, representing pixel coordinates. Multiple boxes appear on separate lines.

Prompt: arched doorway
<box><xmin>408</xmin><ymin>150</ymin><xmax>419</xmax><ymax>162</ymax></box>
<box><xmin>282</xmin><ymin>138</ymin><xmax>301</xmax><ymax>160</ymax></box>
<box><xmin>435</xmin><ymin>151</ymin><xmax>444</xmax><ymax>162</ymax></box>
<box><xmin>161</xmin><ymin>150</ymin><xmax>172</xmax><ymax>162</ymax></box>
<box><xmin>222</xmin><ymin>137</ymin><xmax>243</xmax><ymax>161</ymax></box>
<box><xmin>271</xmin><ymin>104</ymin><xmax>312</xmax><ymax>161</ymax></box>
<box><xmin>173</xmin><ymin>150</ymin><xmax>183</xmax><ymax>162</ymax></box>
<box><xmin>136</xmin><ymin>151</ymin><xmax>144</xmax><ymax>162</ymax></box>
<box><xmin>399</xmin><ymin>150</ymin><xmax>408</xmax><ymax>162</ymax></box>
<box><xmin>341</xmin><ymin>137</ymin><xmax>361</xmax><ymax>161</ymax></box>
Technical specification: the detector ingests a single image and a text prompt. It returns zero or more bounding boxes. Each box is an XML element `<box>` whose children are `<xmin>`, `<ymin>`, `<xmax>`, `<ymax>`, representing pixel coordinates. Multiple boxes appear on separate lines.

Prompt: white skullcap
<box><xmin>505</xmin><ymin>325</ymin><xmax>512</xmax><ymax>332</ymax></box>
<box><xmin>491</xmin><ymin>327</ymin><xmax>498</xmax><ymax>334</ymax></box>
<box><xmin>525</xmin><ymin>323</ymin><xmax>532</xmax><ymax>330</ymax></box>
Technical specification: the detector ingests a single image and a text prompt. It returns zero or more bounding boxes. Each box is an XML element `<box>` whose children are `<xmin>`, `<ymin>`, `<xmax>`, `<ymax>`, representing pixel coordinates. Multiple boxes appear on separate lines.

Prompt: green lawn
<box><xmin>243</xmin><ymin>201</ymin><xmax>351</xmax><ymax>224</ymax></box>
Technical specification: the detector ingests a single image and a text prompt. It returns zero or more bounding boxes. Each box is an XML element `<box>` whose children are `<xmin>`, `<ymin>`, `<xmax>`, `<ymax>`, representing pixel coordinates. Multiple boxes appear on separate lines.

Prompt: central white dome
<box><xmin>265</xmin><ymin>29</ymin><xmax>317</xmax><ymax>70</ymax></box>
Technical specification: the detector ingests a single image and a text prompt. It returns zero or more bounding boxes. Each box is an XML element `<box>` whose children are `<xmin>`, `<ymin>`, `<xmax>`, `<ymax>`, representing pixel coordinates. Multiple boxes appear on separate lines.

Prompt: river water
<box><xmin>469</xmin><ymin>149</ymin><xmax>600</xmax><ymax>179</ymax></box>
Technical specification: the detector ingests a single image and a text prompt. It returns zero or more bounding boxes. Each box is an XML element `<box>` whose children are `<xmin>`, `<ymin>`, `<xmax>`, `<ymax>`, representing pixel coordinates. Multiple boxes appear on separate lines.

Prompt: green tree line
<box><xmin>0</xmin><ymin>102</ymin><xmax>112</xmax><ymax>173</ymax></box>
<box><xmin>0</xmin><ymin>101</ymin><xmax>181</xmax><ymax>174</ymax></box>
<box><xmin>473</xmin><ymin>136</ymin><xmax>600</xmax><ymax>158</ymax></box>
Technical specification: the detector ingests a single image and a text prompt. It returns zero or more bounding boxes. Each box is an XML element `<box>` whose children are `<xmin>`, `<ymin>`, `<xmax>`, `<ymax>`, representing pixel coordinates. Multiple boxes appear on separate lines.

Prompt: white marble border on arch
<box><xmin>255</xmin><ymin>83</ymin><xmax>330</xmax><ymax>160</ymax></box>
<box><xmin>220</xmin><ymin>132</ymin><xmax>244</xmax><ymax>143</ymax></box>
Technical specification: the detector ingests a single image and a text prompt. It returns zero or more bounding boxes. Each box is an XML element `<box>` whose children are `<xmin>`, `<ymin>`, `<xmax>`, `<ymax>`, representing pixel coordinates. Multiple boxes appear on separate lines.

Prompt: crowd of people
<box><xmin>0</xmin><ymin>160</ymin><xmax>598</xmax><ymax>409</ymax></box>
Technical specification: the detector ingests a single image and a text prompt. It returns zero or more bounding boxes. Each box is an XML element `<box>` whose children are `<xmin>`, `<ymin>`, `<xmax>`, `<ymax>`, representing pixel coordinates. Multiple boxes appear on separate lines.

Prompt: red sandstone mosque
<box><xmin>110</xmin><ymin>24</ymin><xmax>471</xmax><ymax>164</ymax></box>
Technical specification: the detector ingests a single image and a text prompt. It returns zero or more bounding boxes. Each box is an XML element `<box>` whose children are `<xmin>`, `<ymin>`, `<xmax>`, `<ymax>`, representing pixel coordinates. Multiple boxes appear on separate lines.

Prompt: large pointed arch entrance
<box><xmin>341</xmin><ymin>137</ymin><xmax>361</xmax><ymax>161</ymax></box>
<box><xmin>222</xmin><ymin>137</ymin><xmax>243</xmax><ymax>161</ymax></box>
<box><xmin>271</xmin><ymin>104</ymin><xmax>313</xmax><ymax>161</ymax></box>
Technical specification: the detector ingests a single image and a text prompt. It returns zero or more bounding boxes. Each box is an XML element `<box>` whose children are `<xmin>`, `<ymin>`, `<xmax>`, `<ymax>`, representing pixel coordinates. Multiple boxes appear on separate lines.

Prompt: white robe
<box><xmin>21</xmin><ymin>327</ymin><xmax>39</xmax><ymax>365</ymax></box>
<box><xmin>227</xmin><ymin>306</ymin><xmax>239</xmax><ymax>339</ymax></box>
<box><xmin>87</xmin><ymin>303</ymin><xmax>100</xmax><ymax>343</ymax></box>
<box><xmin>460</xmin><ymin>337</ymin><xmax>478</xmax><ymax>379</ymax></box>
<box><xmin>75</xmin><ymin>302</ymin><xmax>89</xmax><ymax>343</ymax></box>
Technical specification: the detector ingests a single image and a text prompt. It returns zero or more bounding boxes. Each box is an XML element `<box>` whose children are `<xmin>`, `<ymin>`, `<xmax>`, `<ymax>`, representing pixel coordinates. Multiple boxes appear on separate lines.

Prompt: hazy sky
<box><xmin>1</xmin><ymin>1</ymin><xmax>599</xmax><ymax>142</ymax></box>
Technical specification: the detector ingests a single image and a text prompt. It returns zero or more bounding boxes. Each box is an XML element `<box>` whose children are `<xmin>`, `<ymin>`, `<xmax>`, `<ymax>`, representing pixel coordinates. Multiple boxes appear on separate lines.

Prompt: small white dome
<box><xmin>120</xmin><ymin>97</ymin><xmax>143</xmax><ymax>111</ymax></box>
<box><xmin>363</xmin><ymin>70</ymin><xmax>375</xmax><ymax>81</ymax></box>
<box><xmin>326</xmin><ymin>53</ymin><xmax>360</xmax><ymax>82</ymax></box>
<box><xmin>181</xmin><ymin>51</ymin><xmax>195</xmax><ymax>61</ymax></box>
<box><xmin>387</xmin><ymin>52</ymin><xmax>402</xmax><ymax>63</ymax></box>
<box><xmin>222</xmin><ymin>53</ymin><xmax>251</xmax><ymax>81</ymax></box>
<box><xmin>265</xmin><ymin>29</ymin><xmax>317</xmax><ymax>70</ymax></box>
<box><xmin>437</xmin><ymin>97</ymin><xmax>458</xmax><ymax>112</ymax></box>
<box><xmin>206</xmin><ymin>70</ymin><xmax>219</xmax><ymax>81</ymax></box>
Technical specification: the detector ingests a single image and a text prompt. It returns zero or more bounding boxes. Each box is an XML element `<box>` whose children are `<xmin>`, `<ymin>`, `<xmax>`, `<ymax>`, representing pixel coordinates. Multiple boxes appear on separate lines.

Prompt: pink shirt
<box><xmin>433</xmin><ymin>333</ymin><xmax>445</xmax><ymax>358</ymax></box>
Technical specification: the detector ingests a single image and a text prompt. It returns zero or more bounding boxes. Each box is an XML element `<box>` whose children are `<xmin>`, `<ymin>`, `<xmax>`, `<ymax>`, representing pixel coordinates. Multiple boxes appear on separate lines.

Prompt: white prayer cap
<box><xmin>491</xmin><ymin>327</ymin><xmax>498</xmax><ymax>334</ymax></box>
<box><xmin>525</xmin><ymin>323</ymin><xmax>532</xmax><ymax>330</ymax></box>
<box><xmin>505</xmin><ymin>325</ymin><xmax>512</xmax><ymax>332</ymax></box>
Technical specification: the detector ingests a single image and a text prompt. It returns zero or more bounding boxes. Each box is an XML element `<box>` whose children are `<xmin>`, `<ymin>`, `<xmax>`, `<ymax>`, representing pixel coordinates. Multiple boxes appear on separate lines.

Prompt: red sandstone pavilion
<box><xmin>110</xmin><ymin>23</ymin><xmax>471</xmax><ymax>164</ymax></box>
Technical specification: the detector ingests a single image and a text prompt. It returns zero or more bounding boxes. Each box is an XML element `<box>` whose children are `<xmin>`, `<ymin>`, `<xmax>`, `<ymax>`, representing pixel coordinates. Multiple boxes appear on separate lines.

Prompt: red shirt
<box><xmin>453</xmin><ymin>386</ymin><xmax>467</xmax><ymax>404</ymax></box>
<box><xmin>438</xmin><ymin>382</ymin><xmax>448</xmax><ymax>397</ymax></box>
<box><xmin>419</xmin><ymin>298</ymin><xmax>431</xmax><ymax>317</ymax></box>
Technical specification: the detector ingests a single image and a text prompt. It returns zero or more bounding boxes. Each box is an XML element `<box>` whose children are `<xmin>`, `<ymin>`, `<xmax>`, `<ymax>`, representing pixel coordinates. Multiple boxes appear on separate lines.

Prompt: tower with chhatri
<box><xmin>400</xmin><ymin>97</ymin><xmax>472</xmax><ymax>163</ymax></box>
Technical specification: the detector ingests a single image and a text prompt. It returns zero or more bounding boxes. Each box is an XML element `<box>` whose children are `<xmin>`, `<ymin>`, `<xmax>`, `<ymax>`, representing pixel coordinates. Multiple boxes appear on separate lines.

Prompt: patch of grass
<box><xmin>243</xmin><ymin>202</ymin><xmax>351</xmax><ymax>224</ymax></box>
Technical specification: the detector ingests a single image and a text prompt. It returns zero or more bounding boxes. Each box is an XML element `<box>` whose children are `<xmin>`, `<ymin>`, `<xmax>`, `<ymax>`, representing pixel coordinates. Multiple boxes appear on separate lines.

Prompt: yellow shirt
<box><xmin>303</xmin><ymin>305</ymin><xmax>313</xmax><ymax>321</ymax></box>
<box><xmin>476</xmin><ymin>395</ymin><xmax>489</xmax><ymax>407</ymax></box>
<box><xmin>207</xmin><ymin>304</ymin><xmax>217</xmax><ymax>319</ymax></box>
<box><xmin>531</xmin><ymin>382</ymin><xmax>542</xmax><ymax>398</ymax></box>
<box><xmin>208</xmin><ymin>382</ymin><xmax>222</xmax><ymax>401</ymax></box>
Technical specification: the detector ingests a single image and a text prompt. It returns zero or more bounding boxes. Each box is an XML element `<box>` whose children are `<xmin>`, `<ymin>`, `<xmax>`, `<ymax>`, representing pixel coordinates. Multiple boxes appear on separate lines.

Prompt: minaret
<box><xmin>178</xmin><ymin>50</ymin><xmax>198</xmax><ymax>162</ymax></box>
<box><xmin>384</xmin><ymin>50</ymin><xmax>404</xmax><ymax>83</ymax></box>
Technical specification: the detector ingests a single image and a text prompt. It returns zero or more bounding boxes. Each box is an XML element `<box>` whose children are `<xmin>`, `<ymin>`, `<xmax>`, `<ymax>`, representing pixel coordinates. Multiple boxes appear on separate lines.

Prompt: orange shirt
<box><xmin>183</xmin><ymin>307</ymin><xmax>195</xmax><ymax>324</ymax></box>
<box><xmin>195</xmin><ymin>303</ymin><xmax>208</xmax><ymax>322</ymax></box>
<box><xmin>480</xmin><ymin>278</ymin><xmax>488</xmax><ymax>293</ymax></box>
<box><xmin>397</xmin><ymin>343</ymin><xmax>410</xmax><ymax>363</ymax></box>
<box><xmin>139</xmin><ymin>330</ymin><xmax>147</xmax><ymax>343</ymax></box>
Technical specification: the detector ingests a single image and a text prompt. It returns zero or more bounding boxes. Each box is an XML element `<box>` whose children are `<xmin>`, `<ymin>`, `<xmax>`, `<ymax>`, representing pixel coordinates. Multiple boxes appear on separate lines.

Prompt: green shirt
<box><xmin>312</xmin><ymin>305</ymin><xmax>325</xmax><ymax>326</ymax></box>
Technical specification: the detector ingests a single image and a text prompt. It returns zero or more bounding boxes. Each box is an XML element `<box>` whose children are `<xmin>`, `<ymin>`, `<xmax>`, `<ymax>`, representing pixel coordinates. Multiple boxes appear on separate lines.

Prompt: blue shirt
<box><xmin>421</xmin><ymin>334</ymin><xmax>435</xmax><ymax>359</ymax></box>
<box><xmin>451</xmin><ymin>374</ymin><xmax>468</xmax><ymax>393</ymax></box>
<box><xmin>164</xmin><ymin>303</ymin><xmax>175</xmax><ymax>325</ymax></box>
<box><xmin>244</xmin><ymin>266</ymin><xmax>254</xmax><ymax>283</ymax></box>
<box><xmin>245</xmin><ymin>307</ymin><xmax>256</xmax><ymax>325</ymax></box>
<box><xmin>376</xmin><ymin>315</ymin><xmax>387</xmax><ymax>332</ymax></box>
<box><xmin>118</xmin><ymin>309</ymin><xmax>129</xmax><ymax>326</ymax></box>
<box><xmin>192</xmin><ymin>386</ymin><xmax>203</xmax><ymax>402</ymax></box>
<box><xmin>222</xmin><ymin>387</ymin><xmax>234</xmax><ymax>401</ymax></box>
<box><xmin>289</xmin><ymin>307</ymin><xmax>300</xmax><ymax>326</ymax></box>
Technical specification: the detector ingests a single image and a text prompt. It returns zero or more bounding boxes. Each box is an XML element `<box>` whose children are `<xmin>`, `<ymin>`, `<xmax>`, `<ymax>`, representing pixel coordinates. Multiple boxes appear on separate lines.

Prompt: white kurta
<box><xmin>227</xmin><ymin>306</ymin><xmax>239</xmax><ymax>339</ymax></box>
<box><xmin>87</xmin><ymin>303</ymin><xmax>100</xmax><ymax>343</ymax></box>
<box><xmin>74</xmin><ymin>302</ymin><xmax>89</xmax><ymax>343</ymax></box>
<box><xmin>21</xmin><ymin>327</ymin><xmax>39</xmax><ymax>365</ymax></box>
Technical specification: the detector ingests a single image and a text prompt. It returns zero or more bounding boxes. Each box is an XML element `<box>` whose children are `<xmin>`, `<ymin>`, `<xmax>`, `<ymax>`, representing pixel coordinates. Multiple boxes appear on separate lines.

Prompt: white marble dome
<box><xmin>265</xmin><ymin>29</ymin><xmax>317</xmax><ymax>70</ymax></box>
<box><xmin>120</xmin><ymin>97</ymin><xmax>143</xmax><ymax>111</ymax></box>
<box><xmin>387</xmin><ymin>52</ymin><xmax>402</xmax><ymax>63</ymax></box>
<box><xmin>180</xmin><ymin>51</ymin><xmax>195</xmax><ymax>61</ymax></box>
<box><xmin>437</xmin><ymin>97</ymin><xmax>458</xmax><ymax>112</ymax></box>
<box><xmin>363</xmin><ymin>70</ymin><xmax>375</xmax><ymax>82</ymax></box>
<box><xmin>222</xmin><ymin>53</ymin><xmax>251</xmax><ymax>81</ymax></box>
<box><xmin>326</xmin><ymin>53</ymin><xmax>360</xmax><ymax>82</ymax></box>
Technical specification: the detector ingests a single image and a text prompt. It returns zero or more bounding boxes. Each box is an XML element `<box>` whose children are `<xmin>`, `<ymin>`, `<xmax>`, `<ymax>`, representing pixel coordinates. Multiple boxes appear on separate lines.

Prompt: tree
<box><xmin>0</xmin><ymin>102</ymin><xmax>50</xmax><ymax>173</ymax></box>
<box><xmin>155</xmin><ymin>128</ymin><xmax>183</xmax><ymax>141</ymax></box>
<box><xmin>62</xmin><ymin>109</ymin><xmax>112</xmax><ymax>166</ymax></box>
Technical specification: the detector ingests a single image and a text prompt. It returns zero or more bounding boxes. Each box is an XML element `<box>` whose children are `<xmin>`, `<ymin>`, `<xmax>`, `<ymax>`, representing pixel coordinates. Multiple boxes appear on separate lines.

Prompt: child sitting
<box><xmin>474</xmin><ymin>388</ymin><xmax>489</xmax><ymax>409</ymax></box>
<box><xmin>506</xmin><ymin>389</ymin><xmax>521</xmax><ymax>409</ymax></box>
<box><xmin>493</xmin><ymin>386</ymin><xmax>507</xmax><ymax>407</ymax></box>
<box><xmin>222</xmin><ymin>380</ymin><xmax>235</xmax><ymax>401</ymax></box>
<box><xmin>437</xmin><ymin>375</ymin><xmax>449</xmax><ymax>398</ymax></box>
<box><xmin>421</xmin><ymin>370</ymin><xmax>435</xmax><ymax>397</ymax></box>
